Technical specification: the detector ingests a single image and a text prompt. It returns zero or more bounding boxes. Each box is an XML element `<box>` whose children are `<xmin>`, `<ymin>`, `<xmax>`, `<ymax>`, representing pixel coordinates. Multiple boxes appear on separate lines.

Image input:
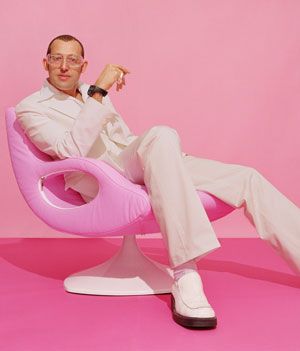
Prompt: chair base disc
<box><xmin>64</xmin><ymin>235</ymin><xmax>174</xmax><ymax>296</ymax></box>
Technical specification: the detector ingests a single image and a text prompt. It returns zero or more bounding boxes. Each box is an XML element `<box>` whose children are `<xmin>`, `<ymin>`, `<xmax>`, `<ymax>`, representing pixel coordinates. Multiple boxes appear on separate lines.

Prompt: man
<box><xmin>16</xmin><ymin>34</ymin><xmax>300</xmax><ymax>329</ymax></box>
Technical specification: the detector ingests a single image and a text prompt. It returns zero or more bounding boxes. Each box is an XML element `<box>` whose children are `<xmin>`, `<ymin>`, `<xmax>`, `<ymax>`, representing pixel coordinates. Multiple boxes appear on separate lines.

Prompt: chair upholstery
<box><xmin>5</xmin><ymin>107</ymin><xmax>235</xmax><ymax>295</ymax></box>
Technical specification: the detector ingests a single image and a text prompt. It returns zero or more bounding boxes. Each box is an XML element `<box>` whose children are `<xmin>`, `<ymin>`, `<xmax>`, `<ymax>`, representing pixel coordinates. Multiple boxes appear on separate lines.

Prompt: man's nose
<box><xmin>60</xmin><ymin>58</ymin><xmax>69</xmax><ymax>70</ymax></box>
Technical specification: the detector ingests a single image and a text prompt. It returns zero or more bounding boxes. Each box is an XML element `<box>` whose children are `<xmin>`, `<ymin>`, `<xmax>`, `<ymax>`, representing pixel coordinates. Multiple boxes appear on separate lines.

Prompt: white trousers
<box><xmin>115</xmin><ymin>125</ymin><xmax>300</xmax><ymax>272</ymax></box>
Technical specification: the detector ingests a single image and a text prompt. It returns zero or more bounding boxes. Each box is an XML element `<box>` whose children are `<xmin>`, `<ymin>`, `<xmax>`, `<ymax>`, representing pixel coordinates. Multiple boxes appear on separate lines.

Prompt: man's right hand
<box><xmin>95</xmin><ymin>64</ymin><xmax>130</xmax><ymax>92</ymax></box>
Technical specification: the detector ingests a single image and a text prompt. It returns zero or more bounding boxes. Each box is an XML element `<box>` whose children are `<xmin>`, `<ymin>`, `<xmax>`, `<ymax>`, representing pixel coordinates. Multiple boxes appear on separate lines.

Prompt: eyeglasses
<box><xmin>46</xmin><ymin>54</ymin><xmax>84</xmax><ymax>68</ymax></box>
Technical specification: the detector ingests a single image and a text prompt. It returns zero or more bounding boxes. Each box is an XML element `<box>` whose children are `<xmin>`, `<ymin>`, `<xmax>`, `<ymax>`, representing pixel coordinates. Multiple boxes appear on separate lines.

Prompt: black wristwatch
<box><xmin>87</xmin><ymin>85</ymin><xmax>108</xmax><ymax>97</ymax></box>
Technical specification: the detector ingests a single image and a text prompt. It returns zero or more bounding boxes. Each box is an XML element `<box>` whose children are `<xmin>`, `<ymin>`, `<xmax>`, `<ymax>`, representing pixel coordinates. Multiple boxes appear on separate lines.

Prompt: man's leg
<box><xmin>118</xmin><ymin>125</ymin><xmax>221</xmax><ymax>269</ymax></box>
<box><xmin>183</xmin><ymin>155</ymin><xmax>300</xmax><ymax>274</ymax></box>
<box><xmin>118</xmin><ymin>125</ymin><xmax>220</xmax><ymax>327</ymax></box>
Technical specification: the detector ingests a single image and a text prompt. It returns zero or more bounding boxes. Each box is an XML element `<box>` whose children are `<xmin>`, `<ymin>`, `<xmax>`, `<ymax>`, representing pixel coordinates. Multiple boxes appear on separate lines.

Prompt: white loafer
<box><xmin>171</xmin><ymin>271</ymin><xmax>217</xmax><ymax>328</ymax></box>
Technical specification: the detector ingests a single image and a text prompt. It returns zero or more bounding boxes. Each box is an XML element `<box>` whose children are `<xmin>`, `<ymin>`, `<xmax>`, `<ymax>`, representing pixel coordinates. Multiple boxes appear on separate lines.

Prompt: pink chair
<box><xmin>5</xmin><ymin>107</ymin><xmax>235</xmax><ymax>295</ymax></box>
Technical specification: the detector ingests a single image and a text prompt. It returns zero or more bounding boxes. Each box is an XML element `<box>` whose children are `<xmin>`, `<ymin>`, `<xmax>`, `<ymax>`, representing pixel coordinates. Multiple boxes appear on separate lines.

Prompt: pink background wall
<box><xmin>1</xmin><ymin>0</ymin><xmax>300</xmax><ymax>238</ymax></box>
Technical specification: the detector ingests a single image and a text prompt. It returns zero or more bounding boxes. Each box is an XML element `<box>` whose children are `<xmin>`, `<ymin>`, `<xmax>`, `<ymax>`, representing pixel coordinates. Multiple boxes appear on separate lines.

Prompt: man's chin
<box><xmin>51</xmin><ymin>79</ymin><xmax>77</xmax><ymax>94</ymax></box>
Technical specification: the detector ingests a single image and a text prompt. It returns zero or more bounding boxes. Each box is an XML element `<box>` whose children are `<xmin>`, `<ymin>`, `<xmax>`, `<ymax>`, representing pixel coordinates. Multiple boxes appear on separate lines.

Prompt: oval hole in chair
<box><xmin>39</xmin><ymin>171</ymin><xmax>99</xmax><ymax>209</ymax></box>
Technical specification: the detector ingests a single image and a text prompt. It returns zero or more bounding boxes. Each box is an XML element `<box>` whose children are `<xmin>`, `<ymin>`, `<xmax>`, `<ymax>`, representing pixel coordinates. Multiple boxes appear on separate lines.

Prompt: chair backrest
<box><xmin>5</xmin><ymin>107</ymin><xmax>155</xmax><ymax>236</ymax></box>
<box><xmin>5</xmin><ymin>107</ymin><xmax>85</xmax><ymax>208</ymax></box>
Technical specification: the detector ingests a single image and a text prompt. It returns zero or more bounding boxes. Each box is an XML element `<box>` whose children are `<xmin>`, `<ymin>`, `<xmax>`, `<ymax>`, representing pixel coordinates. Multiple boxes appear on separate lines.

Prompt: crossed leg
<box><xmin>118</xmin><ymin>125</ymin><xmax>300</xmax><ymax>274</ymax></box>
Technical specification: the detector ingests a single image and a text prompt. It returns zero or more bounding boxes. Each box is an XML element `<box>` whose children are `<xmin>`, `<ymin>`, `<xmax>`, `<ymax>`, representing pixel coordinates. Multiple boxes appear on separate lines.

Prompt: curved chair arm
<box><xmin>39</xmin><ymin>156</ymin><xmax>148</xmax><ymax>199</ymax></box>
<box><xmin>32</xmin><ymin>157</ymin><xmax>152</xmax><ymax>235</ymax></box>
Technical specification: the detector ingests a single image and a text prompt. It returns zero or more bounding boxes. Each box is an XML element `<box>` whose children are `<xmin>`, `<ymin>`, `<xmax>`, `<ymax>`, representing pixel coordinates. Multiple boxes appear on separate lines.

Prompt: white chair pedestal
<box><xmin>64</xmin><ymin>235</ymin><xmax>174</xmax><ymax>296</ymax></box>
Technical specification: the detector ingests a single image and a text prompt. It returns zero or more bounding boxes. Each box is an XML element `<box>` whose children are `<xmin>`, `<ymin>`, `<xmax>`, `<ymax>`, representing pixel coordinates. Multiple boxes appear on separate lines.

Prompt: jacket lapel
<box><xmin>47</xmin><ymin>96</ymin><xmax>83</xmax><ymax>119</ymax></box>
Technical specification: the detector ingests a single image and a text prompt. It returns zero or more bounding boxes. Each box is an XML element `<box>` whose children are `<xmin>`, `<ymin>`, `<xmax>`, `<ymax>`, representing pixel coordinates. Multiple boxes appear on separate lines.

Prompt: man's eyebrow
<box><xmin>50</xmin><ymin>52</ymin><xmax>80</xmax><ymax>56</ymax></box>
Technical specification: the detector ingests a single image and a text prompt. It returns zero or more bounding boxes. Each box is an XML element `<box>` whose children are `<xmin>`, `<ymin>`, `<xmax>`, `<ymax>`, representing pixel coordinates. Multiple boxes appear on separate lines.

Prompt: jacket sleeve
<box><xmin>15</xmin><ymin>96</ymin><xmax>118</xmax><ymax>159</ymax></box>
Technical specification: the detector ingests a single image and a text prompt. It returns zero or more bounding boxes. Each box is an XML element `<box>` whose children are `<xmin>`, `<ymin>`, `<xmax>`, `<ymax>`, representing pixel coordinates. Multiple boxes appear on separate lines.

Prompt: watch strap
<box><xmin>88</xmin><ymin>85</ymin><xmax>108</xmax><ymax>97</ymax></box>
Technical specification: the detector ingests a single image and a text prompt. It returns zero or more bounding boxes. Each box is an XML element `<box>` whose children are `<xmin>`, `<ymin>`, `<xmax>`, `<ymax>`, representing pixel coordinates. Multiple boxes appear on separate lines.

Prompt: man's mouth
<box><xmin>58</xmin><ymin>75</ymin><xmax>70</xmax><ymax>81</ymax></box>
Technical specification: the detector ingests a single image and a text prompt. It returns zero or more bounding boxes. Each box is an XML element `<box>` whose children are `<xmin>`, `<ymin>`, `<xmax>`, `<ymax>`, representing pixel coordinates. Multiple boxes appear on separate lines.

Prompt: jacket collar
<box><xmin>39</xmin><ymin>78</ymin><xmax>89</xmax><ymax>102</ymax></box>
<box><xmin>38</xmin><ymin>78</ymin><xmax>90</xmax><ymax>119</ymax></box>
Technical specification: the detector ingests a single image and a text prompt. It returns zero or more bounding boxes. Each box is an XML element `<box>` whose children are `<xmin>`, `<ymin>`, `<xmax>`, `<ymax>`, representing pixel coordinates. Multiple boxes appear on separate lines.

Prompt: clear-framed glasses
<box><xmin>46</xmin><ymin>54</ymin><xmax>84</xmax><ymax>68</ymax></box>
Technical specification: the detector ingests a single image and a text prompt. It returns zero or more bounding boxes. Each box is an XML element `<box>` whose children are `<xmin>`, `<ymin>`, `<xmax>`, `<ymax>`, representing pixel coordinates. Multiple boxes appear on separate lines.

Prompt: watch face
<box><xmin>87</xmin><ymin>85</ymin><xmax>95</xmax><ymax>96</ymax></box>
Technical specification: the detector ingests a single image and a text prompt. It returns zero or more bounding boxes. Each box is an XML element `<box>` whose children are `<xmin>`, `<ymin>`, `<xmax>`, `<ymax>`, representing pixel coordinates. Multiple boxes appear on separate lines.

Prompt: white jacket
<box><xmin>15</xmin><ymin>79</ymin><xmax>138</xmax><ymax>200</ymax></box>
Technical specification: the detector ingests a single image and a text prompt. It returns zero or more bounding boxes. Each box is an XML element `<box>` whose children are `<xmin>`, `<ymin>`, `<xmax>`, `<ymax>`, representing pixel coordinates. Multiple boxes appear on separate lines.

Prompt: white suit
<box><xmin>15</xmin><ymin>79</ymin><xmax>300</xmax><ymax>271</ymax></box>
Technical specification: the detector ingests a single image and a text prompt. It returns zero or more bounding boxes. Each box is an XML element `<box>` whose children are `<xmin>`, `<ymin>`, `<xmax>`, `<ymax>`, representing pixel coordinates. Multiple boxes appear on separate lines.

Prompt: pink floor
<box><xmin>0</xmin><ymin>237</ymin><xmax>300</xmax><ymax>351</ymax></box>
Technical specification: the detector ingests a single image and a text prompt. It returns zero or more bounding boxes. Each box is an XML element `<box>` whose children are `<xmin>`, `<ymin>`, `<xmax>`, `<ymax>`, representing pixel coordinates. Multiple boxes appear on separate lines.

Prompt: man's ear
<box><xmin>42</xmin><ymin>58</ymin><xmax>49</xmax><ymax>72</ymax></box>
<box><xmin>80</xmin><ymin>60</ymin><xmax>88</xmax><ymax>74</ymax></box>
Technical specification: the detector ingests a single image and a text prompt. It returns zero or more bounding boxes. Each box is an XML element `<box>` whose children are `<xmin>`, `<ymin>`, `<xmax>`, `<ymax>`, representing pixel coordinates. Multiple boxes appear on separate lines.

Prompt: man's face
<box><xmin>42</xmin><ymin>39</ymin><xmax>88</xmax><ymax>94</ymax></box>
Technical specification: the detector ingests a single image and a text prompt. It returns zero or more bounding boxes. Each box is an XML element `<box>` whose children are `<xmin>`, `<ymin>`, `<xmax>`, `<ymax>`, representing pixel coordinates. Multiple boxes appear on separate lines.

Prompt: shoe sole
<box><xmin>171</xmin><ymin>295</ymin><xmax>217</xmax><ymax>329</ymax></box>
